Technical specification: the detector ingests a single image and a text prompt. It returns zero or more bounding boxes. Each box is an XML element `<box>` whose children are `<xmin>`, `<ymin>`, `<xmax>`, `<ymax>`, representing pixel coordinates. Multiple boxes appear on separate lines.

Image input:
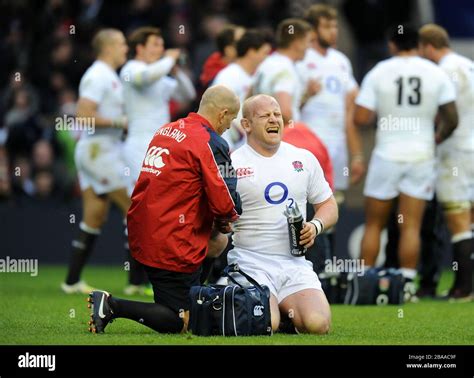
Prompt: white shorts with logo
<box><xmin>122</xmin><ymin>135</ymin><xmax>153</xmax><ymax>196</ymax></box>
<box><xmin>364</xmin><ymin>153</ymin><xmax>436</xmax><ymax>201</ymax></box>
<box><xmin>74</xmin><ymin>136</ymin><xmax>127</xmax><ymax>195</ymax></box>
<box><xmin>436</xmin><ymin>145</ymin><xmax>474</xmax><ymax>203</ymax></box>
<box><xmin>227</xmin><ymin>248</ymin><xmax>322</xmax><ymax>303</ymax></box>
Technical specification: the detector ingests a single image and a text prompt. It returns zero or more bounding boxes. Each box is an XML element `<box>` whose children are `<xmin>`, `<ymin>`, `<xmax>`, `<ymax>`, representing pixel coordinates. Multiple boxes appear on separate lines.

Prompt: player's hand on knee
<box><xmin>300</xmin><ymin>222</ymin><xmax>316</xmax><ymax>248</ymax></box>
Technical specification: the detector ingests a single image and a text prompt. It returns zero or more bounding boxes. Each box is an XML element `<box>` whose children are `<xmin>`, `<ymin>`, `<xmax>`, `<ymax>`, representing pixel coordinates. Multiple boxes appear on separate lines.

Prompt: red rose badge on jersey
<box><xmin>292</xmin><ymin>161</ymin><xmax>303</xmax><ymax>172</ymax></box>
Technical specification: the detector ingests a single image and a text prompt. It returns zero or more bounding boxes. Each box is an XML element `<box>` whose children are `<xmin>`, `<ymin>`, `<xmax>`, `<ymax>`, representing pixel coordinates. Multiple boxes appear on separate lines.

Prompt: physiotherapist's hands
<box><xmin>300</xmin><ymin>222</ymin><xmax>316</xmax><ymax>248</ymax></box>
<box><xmin>214</xmin><ymin>219</ymin><xmax>232</xmax><ymax>234</ymax></box>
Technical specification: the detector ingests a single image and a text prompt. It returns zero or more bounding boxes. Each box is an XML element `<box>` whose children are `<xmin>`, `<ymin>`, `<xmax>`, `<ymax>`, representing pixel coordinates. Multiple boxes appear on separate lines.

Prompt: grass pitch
<box><xmin>0</xmin><ymin>266</ymin><xmax>472</xmax><ymax>345</ymax></box>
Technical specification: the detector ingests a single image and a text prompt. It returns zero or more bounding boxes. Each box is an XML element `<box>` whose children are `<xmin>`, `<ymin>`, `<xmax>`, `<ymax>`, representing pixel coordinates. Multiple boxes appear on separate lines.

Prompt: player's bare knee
<box><xmin>82</xmin><ymin>215</ymin><xmax>105</xmax><ymax>229</ymax></box>
<box><xmin>270</xmin><ymin>296</ymin><xmax>280</xmax><ymax>331</ymax></box>
<box><xmin>271</xmin><ymin>312</ymin><xmax>281</xmax><ymax>332</ymax></box>
<box><xmin>108</xmin><ymin>189</ymin><xmax>131</xmax><ymax>214</ymax></box>
<box><xmin>300</xmin><ymin>314</ymin><xmax>330</xmax><ymax>335</ymax></box>
<box><xmin>84</xmin><ymin>210</ymin><xmax>107</xmax><ymax>229</ymax></box>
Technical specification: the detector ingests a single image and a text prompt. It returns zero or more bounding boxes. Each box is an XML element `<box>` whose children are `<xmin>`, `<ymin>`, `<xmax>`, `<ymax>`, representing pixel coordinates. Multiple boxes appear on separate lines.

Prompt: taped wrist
<box><xmin>310</xmin><ymin>218</ymin><xmax>324</xmax><ymax>235</ymax></box>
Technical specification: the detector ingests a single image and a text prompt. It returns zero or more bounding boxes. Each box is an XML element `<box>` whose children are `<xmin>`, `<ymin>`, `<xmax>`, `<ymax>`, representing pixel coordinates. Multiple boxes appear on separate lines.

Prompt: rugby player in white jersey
<box><xmin>419</xmin><ymin>24</ymin><xmax>474</xmax><ymax>300</ymax></box>
<box><xmin>119</xmin><ymin>27</ymin><xmax>195</xmax><ymax>294</ymax></box>
<box><xmin>230</xmin><ymin>95</ymin><xmax>338</xmax><ymax>334</ymax></box>
<box><xmin>62</xmin><ymin>29</ymin><xmax>133</xmax><ymax>293</ymax></box>
<box><xmin>355</xmin><ymin>25</ymin><xmax>458</xmax><ymax>300</ymax></box>
<box><xmin>253</xmin><ymin>19</ymin><xmax>318</xmax><ymax>125</ymax></box>
<box><xmin>298</xmin><ymin>4</ymin><xmax>365</xmax><ymax>194</ymax></box>
<box><xmin>120</xmin><ymin>27</ymin><xmax>195</xmax><ymax>194</ymax></box>
<box><xmin>213</xmin><ymin>29</ymin><xmax>271</xmax><ymax>151</ymax></box>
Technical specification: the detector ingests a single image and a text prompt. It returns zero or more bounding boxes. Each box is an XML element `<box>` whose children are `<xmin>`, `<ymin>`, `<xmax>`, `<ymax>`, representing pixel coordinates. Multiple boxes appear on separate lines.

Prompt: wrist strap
<box><xmin>310</xmin><ymin>218</ymin><xmax>324</xmax><ymax>235</ymax></box>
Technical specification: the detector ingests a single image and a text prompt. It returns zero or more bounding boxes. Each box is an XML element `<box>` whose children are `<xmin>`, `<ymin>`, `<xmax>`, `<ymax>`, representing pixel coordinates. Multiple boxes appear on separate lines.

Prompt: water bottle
<box><xmin>283</xmin><ymin>202</ymin><xmax>306</xmax><ymax>257</ymax></box>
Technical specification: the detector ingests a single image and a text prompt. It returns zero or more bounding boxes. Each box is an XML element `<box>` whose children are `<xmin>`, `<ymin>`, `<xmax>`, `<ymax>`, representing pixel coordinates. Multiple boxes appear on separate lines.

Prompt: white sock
<box><xmin>452</xmin><ymin>231</ymin><xmax>472</xmax><ymax>243</ymax></box>
<box><xmin>400</xmin><ymin>268</ymin><xmax>417</xmax><ymax>280</ymax></box>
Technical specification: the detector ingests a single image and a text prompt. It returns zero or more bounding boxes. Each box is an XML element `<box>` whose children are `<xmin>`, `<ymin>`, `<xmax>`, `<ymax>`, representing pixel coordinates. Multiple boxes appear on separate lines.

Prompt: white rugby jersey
<box><xmin>356</xmin><ymin>56</ymin><xmax>456</xmax><ymax>162</ymax></box>
<box><xmin>213</xmin><ymin>62</ymin><xmax>253</xmax><ymax>150</ymax></box>
<box><xmin>78</xmin><ymin>60</ymin><xmax>124</xmax><ymax>139</ymax></box>
<box><xmin>298</xmin><ymin>47</ymin><xmax>358</xmax><ymax>143</ymax></box>
<box><xmin>253</xmin><ymin>52</ymin><xmax>303</xmax><ymax>121</ymax></box>
<box><xmin>231</xmin><ymin>142</ymin><xmax>332</xmax><ymax>257</ymax></box>
<box><xmin>120</xmin><ymin>59</ymin><xmax>177</xmax><ymax>139</ymax></box>
<box><xmin>213</xmin><ymin>62</ymin><xmax>253</xmax><ymax>102</ymax></box>
<box><xmin>438</xmin><ymin>52</ymin><xmax>474</xmax><ymax>151</ymax></box>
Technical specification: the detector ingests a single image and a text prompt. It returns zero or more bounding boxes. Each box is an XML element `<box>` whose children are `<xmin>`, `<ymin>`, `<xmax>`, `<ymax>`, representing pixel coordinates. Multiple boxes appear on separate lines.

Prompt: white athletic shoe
<box><xmin>123</xmin><ymin>284</ymin><xmax>154</xmax><ymax>296</ymax></box>
<box><xmin>61</xmin><ymin>280</ymin><xmax>96</xmax><ymax>294</ymax></box>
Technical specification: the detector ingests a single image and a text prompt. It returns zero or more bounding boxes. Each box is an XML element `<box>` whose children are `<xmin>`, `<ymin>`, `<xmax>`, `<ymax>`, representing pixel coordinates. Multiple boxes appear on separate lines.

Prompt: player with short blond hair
<box><xmin>419</xmin><ymin>24</ymin><xmax>474</xmax><ymax>300</ymax></box>
<box><xmin>253</xmin><ymin>18</ymin><xmax>315</xmax><ymax>125</ymax></box>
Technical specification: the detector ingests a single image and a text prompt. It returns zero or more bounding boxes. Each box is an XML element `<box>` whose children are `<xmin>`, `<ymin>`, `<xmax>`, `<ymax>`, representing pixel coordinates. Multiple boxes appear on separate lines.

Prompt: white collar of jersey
<box><xmin>245</xmin><ymin>142</ymin><xmax>283</xmax><ymax>159</ymax></box>
<box><xmin>310</xmin><ymin>46</ymin><xmax>334</xmax><ymax>58</ymax></box>
<box><xmin>273</xmin><ymin>51</ymin><xmax>293</xmax><ymax>64</ymax></box>
<box><xmin>438</xmin><ymin>51</ymin><xmax>455</xmax><ymax>66</ymax></box>
<box><xmin>96</xmin><ymin>59</ymin><xmax>116</xmax><ymax>73</ymax></box>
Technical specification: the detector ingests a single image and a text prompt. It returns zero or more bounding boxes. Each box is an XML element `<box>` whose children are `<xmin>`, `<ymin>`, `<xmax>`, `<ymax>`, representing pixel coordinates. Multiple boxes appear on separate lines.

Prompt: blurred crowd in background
<box><xmin>0</xmin><ymin>0</ymin><xmax>471</xmax><ymax>204</ymax></box>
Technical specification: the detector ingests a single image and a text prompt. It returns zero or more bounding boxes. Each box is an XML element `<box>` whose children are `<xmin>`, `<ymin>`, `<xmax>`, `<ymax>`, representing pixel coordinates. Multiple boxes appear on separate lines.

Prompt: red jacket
<box><xmin>199</xmin><ymin>52</ymin><xmax>228</xmax><ymax>88</ymax></box>
<box><xmin>127</xmin><ymin>113</ymin><xmax>241</xmax><ymax>273</ymax></box>
<box><xmin>283</xmin><ymin>123</ymin><xmax>335</xmax><ymax>191</ymax></box>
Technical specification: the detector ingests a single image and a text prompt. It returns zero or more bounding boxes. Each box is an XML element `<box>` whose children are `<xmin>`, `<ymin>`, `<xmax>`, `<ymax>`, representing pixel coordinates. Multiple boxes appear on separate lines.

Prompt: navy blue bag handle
<box><xmin>223</xmin><ymin>263</ymin><xmax>266</xmax><ymax>294</ymax></box>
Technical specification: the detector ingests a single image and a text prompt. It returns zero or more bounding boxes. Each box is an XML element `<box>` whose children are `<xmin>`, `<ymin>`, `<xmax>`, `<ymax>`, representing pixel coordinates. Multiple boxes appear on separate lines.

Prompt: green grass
<box><xmin>0</xmin><ymin>266</ymin><xmax>472</xmax><ymax>345</ymax></box>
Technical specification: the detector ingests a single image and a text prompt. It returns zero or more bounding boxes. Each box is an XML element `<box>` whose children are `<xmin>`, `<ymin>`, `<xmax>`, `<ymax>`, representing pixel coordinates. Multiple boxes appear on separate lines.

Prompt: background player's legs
<box><xmin>471</xmin><ymin>206</ymin><xmax>474</xmax><ymax>288</ymax></box>
<box><xmin>64</xmin><ymin>188</ymin><xmax>110</xmax><ymax>288</ymax></box>
<box><xmin>108</xmin><ymin>188</ymin><xmax>148</xmax><ymax>289</ymax></box>
<box><xmin>83</xmin><ymin>187</ymin><xmax>111</xmax><ymax>228</ymax></box>
<box><xmin>397</xmin><ymin>193</ymin><xmax>426</xmax><ymax>301</ymax></box>
<box><xmin>384</xmin><ymin>203</ymin><xmax>400</xmax><ymax>268</ymax></box>
<box><xmin>107</xmin><ymin>187</ymin><xmax>131</xmax><ymax>215</ymax></box>
<box><xmin>443</xmin><ymin>207</ymin><xmax>473</xmax><ymax>297</ymax></box>
<box><xmin>361</xmin><ymin>197</ymin><xmax>394</xmax><ymax>267</ymax></box>
<box><xmin>471</xmin><ymin>207</ymin><xmax>474</xmax><ymax>231</ymax></box>
<box><xmin>279</xmin><ymin>289</ymin><xmax>331</xmax><ymax>335</ymax></box>
<box><xmin>397</xmin><ymin>193</ymin><xmax>426</xmax><ymax>273</ymax></box>
<box><xmin>417</xmin><ymin>199</ymin><xmax>447</xmax><ymax>297</ymax></box>
<box><xmin>385</xmin><ymin>198</ymin><xmax>447</xmax><ymax>297</ymax></box>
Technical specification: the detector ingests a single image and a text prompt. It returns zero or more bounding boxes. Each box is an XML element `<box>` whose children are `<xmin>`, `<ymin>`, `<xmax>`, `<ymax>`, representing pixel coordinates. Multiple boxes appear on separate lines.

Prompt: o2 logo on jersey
<box><xmin>326</xmin><ymin>75</ymin><xmax>342</xmax><ymax>94</ymax></box>
<box><xmin>264</xmin><ymin>182</ymin><xmax>294</xmax><ymax>208</ymax></box>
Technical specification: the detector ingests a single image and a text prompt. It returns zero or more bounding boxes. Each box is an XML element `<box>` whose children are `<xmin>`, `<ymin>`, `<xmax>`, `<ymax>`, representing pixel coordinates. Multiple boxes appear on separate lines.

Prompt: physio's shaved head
<box><xmin>92</xmin><ymin>28</ymin><xmax>123</xmax><ymax>55</ymax></box>
<box><xmin>242</xmin><ymin>94</ymin><xmax>280</xmax><ymax>119</ymax></box>
<box><xmin>199</xmin><ymin>85</ymin><xmax>240</xmax><ymax>114</ymax></box>
<box><xmin>198</xmin><ymin>85</ymin><xmax>240</xmax><ymax>135</ymax></box>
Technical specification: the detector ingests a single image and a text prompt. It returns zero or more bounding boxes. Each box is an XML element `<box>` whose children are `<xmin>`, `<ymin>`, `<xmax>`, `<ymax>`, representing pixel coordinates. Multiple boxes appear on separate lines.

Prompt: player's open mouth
<box><xmin>266</xmin><ymin>127</ymin><xmax>279</xmax><ymax>134</ymax></box>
